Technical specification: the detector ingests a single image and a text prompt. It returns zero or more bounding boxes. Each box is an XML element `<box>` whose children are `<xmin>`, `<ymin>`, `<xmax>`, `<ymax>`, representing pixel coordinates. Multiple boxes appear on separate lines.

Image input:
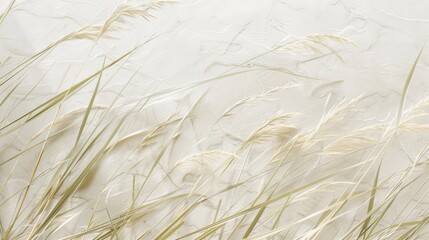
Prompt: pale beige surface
<box><xmin>1</xmin><ymin>0</ymin><xmax>429</xmax><ymax>239</ymax></box>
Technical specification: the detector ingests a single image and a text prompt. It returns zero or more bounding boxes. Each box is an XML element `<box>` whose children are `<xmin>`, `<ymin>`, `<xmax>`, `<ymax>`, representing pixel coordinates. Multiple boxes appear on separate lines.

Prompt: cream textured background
<box><xmin>1</xmin><ymin>0</ymin><xmax>429</xmax><ymax>239</ymax></box>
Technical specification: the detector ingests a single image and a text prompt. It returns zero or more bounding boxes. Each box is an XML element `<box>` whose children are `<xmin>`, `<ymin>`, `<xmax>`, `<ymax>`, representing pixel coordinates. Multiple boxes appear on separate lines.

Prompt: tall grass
<box><xmin>1</xmin><ymin>1</ymin><xmax>429</xmax><ymax>239</ymax></box>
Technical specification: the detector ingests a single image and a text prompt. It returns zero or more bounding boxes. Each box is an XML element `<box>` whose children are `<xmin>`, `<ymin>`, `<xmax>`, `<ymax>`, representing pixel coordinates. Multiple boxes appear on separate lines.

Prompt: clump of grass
<box><xmin>1</xmin><ymin>1</ymin><xmax>429</xmax><ymax>240</ymax></box>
